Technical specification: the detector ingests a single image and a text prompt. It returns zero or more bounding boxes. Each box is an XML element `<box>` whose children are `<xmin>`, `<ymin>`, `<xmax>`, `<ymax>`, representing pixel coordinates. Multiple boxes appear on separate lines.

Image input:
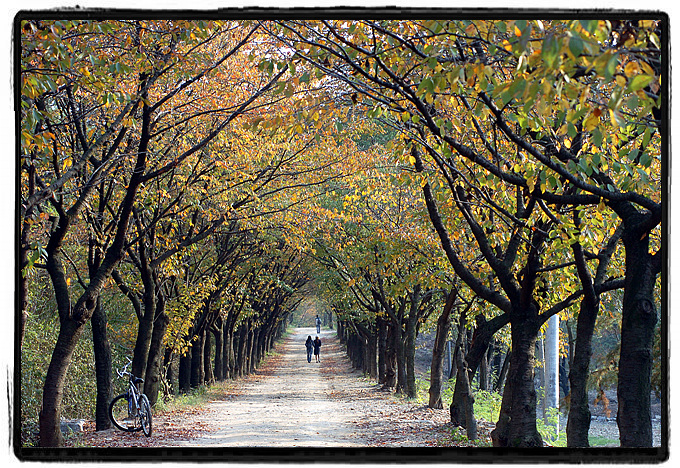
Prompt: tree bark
<box><xmin>405</xmin><ymin>309</ymin><xmax>419</xmax><ymax>399</ymax></box>
<box><xmin>566</xmin><ymin>297</ymin><xmax>598</xmax><ymax>447</ymax></box>
<box><xmin>378</xmin><ymin>317</ymin><xmax>388</xmax><ymax>385</ymax></box>
<box><xmin>429</xmin><ymin>287</ymin><xmax>456</xmax><ymax>409</ymax></box>
<box><xmin>617</xmin><ymin>228</ymin><xmax>659</xmax><ymax>447</ymax></box>
<box><xmin>191</xmin><ymin>331</ymin><xmax>206</xmax><ymax>388</ymax></box>
<box><xmin>179</xmin><ymin>351</ymin><xmax>191</xmax><ymax>394</ymax></box>
<box><xmin>491</xmin><ymin>310</ymin><xmax>543</xmax><ymax>447</ymax></box>
<box><xmin>456</xmin><ymin>348</ymin><xmax>478</xmax><ymax>441</ymax></box>
<box><xmin>204</xmin><ymin>331</ymin><xmax>214</xmax><ymax>385</ymax></box>
<box><xmin>144</xmin><ymin>310</ymin><xmax>169</xmax><ymax>406</ymax></box>
<box><xmin>91</xmin><ymin>300</ymin><xmax>112</xmax><ymax>431</ymax></box>
<box><xmin>383</xmin><ymin>321</ymin><xmax>397</xmax><ymax>389</ymax></box>
<box><xmin>213</xmin><ymin>322</ymin><xmax>224</xmax><ymax>382</ymax></box>
<box><xmin>494</xmin><ymin>349</ymin><xmax>511</xmax><ymax>393</ymax></box>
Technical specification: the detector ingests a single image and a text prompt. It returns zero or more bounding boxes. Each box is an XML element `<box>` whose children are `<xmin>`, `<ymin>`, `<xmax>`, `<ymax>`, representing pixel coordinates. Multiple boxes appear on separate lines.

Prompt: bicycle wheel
<box><xmin>109</xmin><ymin>393</ymin><xmax>137</xmax><ymax>432</ymax></box>
<box><xmin>139</xmin><ymin>394</ymin><xmax>152</xmax><ymax>437</ymax></box>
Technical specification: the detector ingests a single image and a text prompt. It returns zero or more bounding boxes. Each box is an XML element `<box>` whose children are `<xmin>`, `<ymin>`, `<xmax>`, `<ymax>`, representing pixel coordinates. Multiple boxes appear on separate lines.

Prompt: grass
<box><xmin>156</xmin><ymin>379</ymin><xmax>239</xmax><ymax>413</ymax></box>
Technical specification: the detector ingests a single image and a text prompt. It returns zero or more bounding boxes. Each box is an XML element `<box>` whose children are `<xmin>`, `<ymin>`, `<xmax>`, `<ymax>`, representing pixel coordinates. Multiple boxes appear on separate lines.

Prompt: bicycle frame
<box><xmin>117</xmin><ymin>359</ymin><xmax>143</xmax><ymax>413</ymax></box>
<box><xmin>110</xmin><ymin>358</ymin><xmax>152</xmax><ymax>436</ymax></box>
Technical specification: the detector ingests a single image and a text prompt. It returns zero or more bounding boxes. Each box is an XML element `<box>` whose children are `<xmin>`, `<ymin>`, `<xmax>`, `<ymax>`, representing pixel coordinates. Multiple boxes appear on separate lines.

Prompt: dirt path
<box><xmin>170</xmin><ymin>327</ymin><xmax>367</xmax><ymax>447</ymax></box>
<box><xmin>71</xmin><ymin>327</ymin><xmax>452</xmax><ymax>450</ymax></box>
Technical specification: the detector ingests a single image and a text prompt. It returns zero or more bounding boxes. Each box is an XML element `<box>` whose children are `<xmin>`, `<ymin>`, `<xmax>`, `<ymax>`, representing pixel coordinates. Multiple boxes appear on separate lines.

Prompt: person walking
<box><xmin>315</xmin><ymin>315</ymin><xmax>322</xmax><ymax>334</ymax></box>
<box><xmin>313</xmin><ymin>336</ymin><xmax>322</xmax><ymax>363</ymax></box>
<box><xmin>305</xmin><ymin>335</ymin><xmax>314</xmax><ymax>363</ymax></box>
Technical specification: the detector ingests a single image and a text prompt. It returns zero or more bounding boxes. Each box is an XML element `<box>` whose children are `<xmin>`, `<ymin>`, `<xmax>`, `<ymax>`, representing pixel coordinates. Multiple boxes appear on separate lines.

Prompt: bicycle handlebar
<box><xmin>116</xmin><ymin>357</ymin><xmax>134</xmax><ymax>379</ymax></box>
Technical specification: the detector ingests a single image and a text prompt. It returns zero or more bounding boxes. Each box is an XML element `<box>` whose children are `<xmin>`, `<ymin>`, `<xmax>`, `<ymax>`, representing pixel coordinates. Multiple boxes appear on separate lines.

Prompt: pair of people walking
<box><xmin>305</xmin><ymin>335</ymin><xmax>322</xmax><ymax>363</ymax></box>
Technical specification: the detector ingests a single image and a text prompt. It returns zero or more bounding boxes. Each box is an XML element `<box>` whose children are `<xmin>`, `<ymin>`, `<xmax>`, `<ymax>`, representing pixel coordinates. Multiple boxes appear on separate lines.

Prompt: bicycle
<box><xmin>108</xmin><ymin>358</ymin><xmax>153</xmax><ymax>437</ymax></box>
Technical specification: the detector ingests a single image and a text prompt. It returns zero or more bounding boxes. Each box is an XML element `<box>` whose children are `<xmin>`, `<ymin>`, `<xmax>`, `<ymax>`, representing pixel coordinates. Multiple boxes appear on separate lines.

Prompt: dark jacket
<box><xmin>313</xmin><ymin>338</ymin><xmax>321</xmax><ymax>354</ymax></box>
<box><xmin>305</xmin><ymin>337</ymin><xmax>314</xmax><ymax>350</ymax></box>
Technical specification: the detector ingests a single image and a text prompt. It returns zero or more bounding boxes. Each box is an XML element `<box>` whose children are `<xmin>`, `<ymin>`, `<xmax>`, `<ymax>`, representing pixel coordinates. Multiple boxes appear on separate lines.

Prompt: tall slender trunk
<box><xmin>179</xmin><ymin>352</ymin><xmax>191</xmax><ymax>394</ymax></box>
<box><xmin>383</xmin><ymin>322</ymin><xmax>397</xmax><ymax>389</ymax></box>
<box><xmin>144</xmin><ymin>310</ymin><xmax>169</xmax><ymax>406</ymax></box>
<box><xmin>428</xmin><ymin>290</ymin><xmax>454</xmax><ymax>408</ymax></box>
<box><xmin>204</xmin><ymin>331</ymin><xmax>214</xmax><ymax>385</ymax></box>
<box><xmin>377</xmin><ymin>317</ymin><xmax>388</xmax><ymax>384</ymax></box>
<box><xmin>213</xmin><ymin>323</ymin><xmax>224</xmax><ymax>381</ymax></box>
<box><xmin>91</xmin><ymin>300</ymin><xmax>112</xmax><ymax>431</ymax></box>
<box><xmin>394</xmin><ymin>317</ymin><xmax>407</xmax><ymax>395</ymax></box>
<box><xmin>566</xmin><ymin>297</ymin><xmax>598</xmax><ymax>447</ymax></box>
<box><xmin>191</xmin><ymin>331</ymin><xmax>205</xmax><ymax>388</ymax></box>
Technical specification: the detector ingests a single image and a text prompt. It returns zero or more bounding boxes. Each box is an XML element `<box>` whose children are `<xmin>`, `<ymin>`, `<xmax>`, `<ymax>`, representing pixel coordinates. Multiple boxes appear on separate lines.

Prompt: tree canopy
<box><xmin>17</xmin><ymin>14</ymin><xmax>665</xmax><ymax>452</ymax></box>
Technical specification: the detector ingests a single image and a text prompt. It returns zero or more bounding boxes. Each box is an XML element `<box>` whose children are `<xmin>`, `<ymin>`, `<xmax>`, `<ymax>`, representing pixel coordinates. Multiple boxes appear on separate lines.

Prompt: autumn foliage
<box><xmin>18</xmin><ymin>15</ymin><xmax>664</xmax><ymax>454</ymax></box>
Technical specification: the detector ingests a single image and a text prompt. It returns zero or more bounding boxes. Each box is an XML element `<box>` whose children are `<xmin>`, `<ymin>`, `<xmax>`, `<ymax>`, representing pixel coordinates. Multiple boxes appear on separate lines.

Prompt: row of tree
<box><xmin>19</xmin><ymin>17</ymin><xmax>664</xmax><ymax>450</ymax></box>
<box><xmin>263</xmin><ymin>18</ymin><xmax>664</xmax><ymax>448</ymax></box>
<box><xmin>19</xmin><ymin>19</ymin><xmax>364</xmax><ymax>447</ymax></box>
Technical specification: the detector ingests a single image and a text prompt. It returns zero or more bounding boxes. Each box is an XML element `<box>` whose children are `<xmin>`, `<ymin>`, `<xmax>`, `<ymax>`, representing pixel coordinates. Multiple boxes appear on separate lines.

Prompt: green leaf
<box><xmin>627</xmin><ymin>74</ymin><xmax>654</xmax><ymax>92</ymax></box>
<box><xmin>568</xmin><ymin>36</ymin><xmax>584</xmax><ymax>58</ymax></box>
<box><xmin>542</xmin><ymin>34</ymin><xmax>560</xmax><ymax>68</ymax></box>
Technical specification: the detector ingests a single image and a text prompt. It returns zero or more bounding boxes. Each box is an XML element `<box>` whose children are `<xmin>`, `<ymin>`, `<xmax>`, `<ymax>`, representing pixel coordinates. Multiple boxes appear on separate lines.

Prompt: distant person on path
<box><xmin>315</xmin><ymin>315</ymin><xmax>322</xmax><ymax>334</ymax></box>
<box><xmin>313</xmin><ymin>336</ymin><xmax>322</xmax><ymax>363</ymax></box>
<box><xmin>305</xmin><ymin>335</ymin><xmax>314</xmax><ymax>363</ymax></box>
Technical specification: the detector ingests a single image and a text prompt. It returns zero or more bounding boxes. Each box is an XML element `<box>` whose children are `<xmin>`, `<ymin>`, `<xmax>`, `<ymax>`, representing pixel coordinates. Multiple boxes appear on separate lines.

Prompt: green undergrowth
<box><xmin>157</xmin><ymin>379</ymin><xmax>238</xmax><ymax>414</ymax></box>
<box><xmin>413</xmin><ymin>377</ymin><xmax>619</xmax><ymax>448</ymax></box>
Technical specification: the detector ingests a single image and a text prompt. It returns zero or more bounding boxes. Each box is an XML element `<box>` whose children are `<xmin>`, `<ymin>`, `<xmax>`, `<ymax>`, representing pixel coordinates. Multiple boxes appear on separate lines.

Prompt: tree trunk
<box><xmin>495</xmin><ymin>350</ymin><xmax>511</xmax><ymax>393</ymax></box>
<box><xmin>405</xmin><ymin>312</ymin><xmax>418</xmax><ymax>398</ymax></box>
<box><xmin>450</xmin><ymin>305</ymin><xmax>469</xmax><ymax>426</ymax></box>
<box><xmin>236</xmin><ymin>324</ymin><xmax>248</xmax><ymax>378</ymax></box>
<box><xmin>617</xmin><ymin>231</ymin><xmax>658</xmax><ymax>447</ymax></box>
<box><xmin>179</xmin><ymin>350</ymin><xmax>192</xmax><ymax>393</ymax></box>
<box><xmin>430</xmin><ymin>288</ymin><xmax>456</xmax><ymax>408</ymax></box>
<box><xmin>246</xmin><ymin>326</ymin><xmax>255</xmax><ymax>374</ymax></box>
<box><xmin>39</xmin><ymin>318</ymin><xmax>84</xmax><ymax>446</ymax></box>
<box><xmin>456</xmin><ymin>349</ymin><xmax>478</xmax><ymax>441</ymax></box>
<box><xmin>395</xmin><ymin>318</ymin><xmax>407</xmax><ymax>395</ymax></box>
<box><xmin>91</xmin><ymin>299</ymin><xmax>112</xmax><ymax>431</ymax></box>
<box><xmin>378</xmin><ymin>317</ymin><xmax>388</xmax><ymax>385</ymax></box>
<box><xmin>131</xmin><ymin>266</ymin><xmax>157</xmax><ymax>382</ymax></box>
<box><xmin>366</xmin><ymin>331</ymin><xmax>377</xmax><ymax>379</ymax></box>
<box><xmin>143</xmin><ymin>306</ymin><xmax>169</xmax><ymax>406</ymax></box>
<box><xmin>204</xmin><ymin>331</ymin><xmax>214</xmax><ymax>385</ymax></box>
<box><xmin>213</xmin><ymin>324</ymin><xmax>224</xmax><ymax>382</ymax></box>
<box><xmin>478</xmin><ymin>349</ymin><xmax>488</xmax><ymax>391</ymax></box>
<box><xmin>225</xmin><ymin>328</ymin><xmax>235</xmax><ymax>379</ymax></box>
<box><xmin>165</xmin><ymin>349</ymin><xmax>178</xmax><ymax>396</ymax></box>
<box><xmin>383</xmin><ymin>322</ymin><xmax>397</xmax><ymax>389</ymax></box>
<box><xmin>566</xmin><ymin>297</ymin><xmax>598</xmax><ymax>447</ymax></box>
<box><xmin>191</xmin><ymin>331</ymin><xmax>205</xmax><ymax>388</ymax></box>
<box><xmin>491</xmin><ymin>312</ymin><xmax>543</xmax><ymax>447</ymax></box>
<box><xmin>450</xmin><ymin>311</ymin><xmax>508</xmax><ymax>426</ymax></box>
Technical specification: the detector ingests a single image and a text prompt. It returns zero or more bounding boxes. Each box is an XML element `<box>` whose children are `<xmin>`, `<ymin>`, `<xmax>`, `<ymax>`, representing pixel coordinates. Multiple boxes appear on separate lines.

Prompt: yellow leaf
<box><xmin>624</xmin><ymin>61</ymin><xmax>640</xmax><ymax>77</ymax></box>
